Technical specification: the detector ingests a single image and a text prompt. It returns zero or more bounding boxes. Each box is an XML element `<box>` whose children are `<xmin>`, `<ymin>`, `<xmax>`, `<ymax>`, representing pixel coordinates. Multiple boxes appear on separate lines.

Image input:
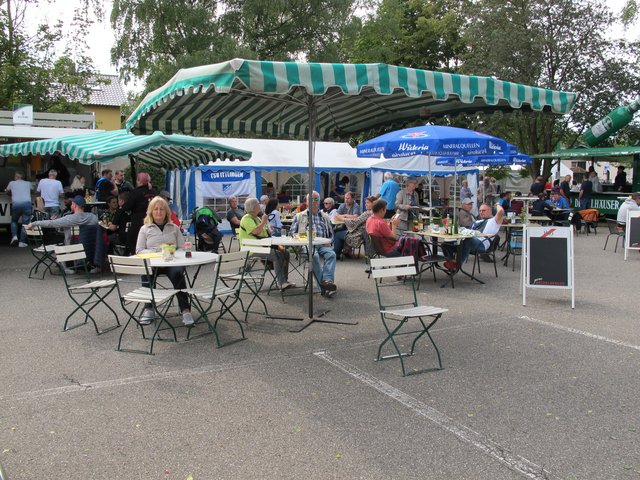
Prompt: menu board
<box><xmin>523</xmin><ymin>226</ymin><xmax>574</xmax><ymax>308</ymax></box>
<box><xmin>624</xmin><ymin>211</ymin><xmax>640</xmax><ymax>260</ymax></box>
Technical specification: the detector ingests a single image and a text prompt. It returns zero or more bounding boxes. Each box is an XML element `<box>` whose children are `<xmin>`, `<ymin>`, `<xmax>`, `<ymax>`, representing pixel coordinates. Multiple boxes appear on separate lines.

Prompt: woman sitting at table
<box><xmin>238</xmin><ymin>197</ymin><xmax>295</xmax><ymax>290</ymax></box>
<box><xmin>365</xmin><ymin>199</ymin><xmax>428</xmax><ymax>261</ymax></box>
<box><xmin>136</xmin><ymin>196</ymin><xmax>193</xmax><ymax>326</ymax></box>
<box><xmin>341</xmin><ymin>195</ymin><xmax>376</xmax><ymax>258</ymax></box>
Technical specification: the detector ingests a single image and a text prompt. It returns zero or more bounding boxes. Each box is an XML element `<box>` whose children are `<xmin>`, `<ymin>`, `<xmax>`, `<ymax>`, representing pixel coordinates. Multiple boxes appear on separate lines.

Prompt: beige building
<box><xmin>83</xmin><ymin>75</ymin><xmax>127</xmax><ymax>131</ymax></box>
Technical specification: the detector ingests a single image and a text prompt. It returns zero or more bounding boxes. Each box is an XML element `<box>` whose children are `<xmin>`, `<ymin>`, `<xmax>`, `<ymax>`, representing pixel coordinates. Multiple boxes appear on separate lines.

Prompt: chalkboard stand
<box><xmin>522</xmin><ymin>226</ymin><xmax>575</xmax><ymax>309</ymax></box>
<box><xmin>624</xmin><ymin>211</ymin><xmax>640</xmax><ymax>260</ymax></box>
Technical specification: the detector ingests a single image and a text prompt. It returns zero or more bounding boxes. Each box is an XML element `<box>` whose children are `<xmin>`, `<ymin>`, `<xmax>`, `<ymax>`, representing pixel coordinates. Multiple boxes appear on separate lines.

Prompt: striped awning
<box><xmin>126</xmin><ymin>58</ymin><xmax>578</xmax><ymax>138</ymax></box>
<box><xmin>0</xmin><ymin>129</ymin><xmax>251</xmax><ymax>168</ymax></box>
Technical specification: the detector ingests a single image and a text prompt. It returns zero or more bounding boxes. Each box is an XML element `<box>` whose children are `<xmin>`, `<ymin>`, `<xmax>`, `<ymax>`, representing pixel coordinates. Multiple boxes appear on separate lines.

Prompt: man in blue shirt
<box><xmin>376</xmin><ymin>172</ymin><xmax>400</xmax><ymax>218</ymax></box>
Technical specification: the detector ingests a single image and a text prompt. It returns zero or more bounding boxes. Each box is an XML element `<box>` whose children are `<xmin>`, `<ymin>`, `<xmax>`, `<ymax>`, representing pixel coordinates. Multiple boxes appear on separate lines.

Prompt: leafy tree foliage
<box><xmin>459</xmin><ymin>0</ymin><xmax>640</xmax><ymax>179</ymax></box>
<box><xmin>348</xmin><ymin>0</ymin><xmax>467</xmax><ymax>71</ymax></box>
<box><xmin>111</xmin><ymin>0</ymin><xmax>362</xmax><ymax>92</ymax></box>
<box><xmin>0</xmin><ymin>0</ymin><xmax>99</xmax><ymax>112</ymax></box>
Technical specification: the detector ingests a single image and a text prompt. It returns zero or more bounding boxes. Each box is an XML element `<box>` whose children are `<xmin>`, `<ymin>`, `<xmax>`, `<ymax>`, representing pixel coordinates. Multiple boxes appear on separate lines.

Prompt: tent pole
<box><xmin>129</xmin><ymin>154</ymin><xmax>137</xmax><ymax>184</ymax></box>
<box><xmin>453</xmin><ymin>162</ymin><xmax>457</xmax><ymax>226</ymax></box>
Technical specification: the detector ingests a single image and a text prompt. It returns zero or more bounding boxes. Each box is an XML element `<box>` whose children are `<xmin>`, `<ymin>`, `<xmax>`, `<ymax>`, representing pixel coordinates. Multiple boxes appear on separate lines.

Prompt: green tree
<box><xmin>110</xmin><ymin>0</ymin><xmax>363</xmax><ymax>92</ymax></box>
<box><xmin>460</xmin><ymin>0</ymin><xmax>640</xmax><ymax>180</ymax></box>
<box><xmin>349</xmin><ymin>0</ymin><xmax>467</xmax><ymax>70</ymax></box>
<box><xmin>0</xmin><ymin>0</ymin><xmax>99</xmax><ymax>112</ymax></box>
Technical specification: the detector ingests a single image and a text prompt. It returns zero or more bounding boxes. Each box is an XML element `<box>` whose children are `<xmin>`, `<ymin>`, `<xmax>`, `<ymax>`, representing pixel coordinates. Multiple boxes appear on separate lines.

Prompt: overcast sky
<box><xmin>28</xmin><ymin>0</ymin><xmax>637</xmax><ymax>93</ymax></box>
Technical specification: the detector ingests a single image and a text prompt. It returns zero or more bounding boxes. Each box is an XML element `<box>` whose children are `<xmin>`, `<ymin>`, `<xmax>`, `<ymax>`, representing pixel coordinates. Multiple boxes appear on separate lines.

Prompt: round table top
<box><xmin>270</xmin><ymin>236</ymin><xmax>332</xmax><ymax>247</ymax></box>
<box><xmin>138</xmin><ymin>250</ymin><xmax>219</xmax><ymax>267</ymax></box>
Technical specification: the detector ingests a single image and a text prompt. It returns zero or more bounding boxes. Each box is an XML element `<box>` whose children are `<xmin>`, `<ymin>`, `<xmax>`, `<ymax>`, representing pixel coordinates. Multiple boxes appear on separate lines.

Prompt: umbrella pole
<box><xmin>290</xmin><ymin>99</ymin><xmax>357</xmax><ymax>332</ymax></box>
<box><xmin>453</xmin><ymin>162</ymin><xmax>457</xmax><ymax>226</ymax></box>
<box><xmin>428</xmin><ymin>156</ymin><xmax>433</xmax><ymax>223</ymax></box>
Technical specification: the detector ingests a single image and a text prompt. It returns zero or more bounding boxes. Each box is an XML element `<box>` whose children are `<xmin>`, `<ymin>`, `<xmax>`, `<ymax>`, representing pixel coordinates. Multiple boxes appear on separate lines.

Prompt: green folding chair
<box><xmin>185</xmin><ymin>250</ymin><xmax>248</xmax><ymax>347</ymax></box>
<box><xmin>370</xmin><ymin>256</ymin><xmax>448</xmax><ymax>377</ymax></box>
<box><xmin>54</xmin><ymin>244</ymin><xmax>120</xmax><ymax>335</ymax></box>
<box><xmin>25</xmin><ymin>226</ymin><xmax>59</xmax><ymax>279</ymax></box>
<box><xmin>108</xmin><ymin>255</ymin><xmax>180</xmax><ymax>355</ymax></box>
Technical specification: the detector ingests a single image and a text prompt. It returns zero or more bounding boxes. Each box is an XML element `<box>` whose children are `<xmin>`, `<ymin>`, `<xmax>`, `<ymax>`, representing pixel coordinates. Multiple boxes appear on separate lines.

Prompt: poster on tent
<box><xmin>200</xmin><ymin>170</ymin><xmax>252</xmax><ymax>198</ymax></box>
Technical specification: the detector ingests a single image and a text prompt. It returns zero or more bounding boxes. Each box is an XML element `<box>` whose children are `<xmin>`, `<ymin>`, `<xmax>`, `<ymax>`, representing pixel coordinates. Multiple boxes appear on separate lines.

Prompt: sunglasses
<box><xmin>312</xmin><ymin>197</ymin><xmax>320</xmax><ymax>201</ymax></box>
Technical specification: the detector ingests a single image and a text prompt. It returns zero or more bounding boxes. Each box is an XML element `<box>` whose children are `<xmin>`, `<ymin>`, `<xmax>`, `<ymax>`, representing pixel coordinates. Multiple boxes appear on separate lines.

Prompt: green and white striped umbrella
<box><xmin>125</xmin><ymin>58</ymin><xmax>576</xmax><ymax>323</ymax></box>
<box><xmin>0</xmin><ymin>129</ymin><xmax>251</xmax><ymax>168</ymax></box>
<box><xmin>126</xmin><ymin>58</ymin><xmax>577</xmax><ymax>138</ymax></box>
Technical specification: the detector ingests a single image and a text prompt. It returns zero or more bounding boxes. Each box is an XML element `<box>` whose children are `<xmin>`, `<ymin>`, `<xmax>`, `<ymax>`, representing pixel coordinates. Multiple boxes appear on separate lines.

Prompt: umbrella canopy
<box><xmin>0</xmin><ymin>129</ymin><xmax>252</xmax><ymax>168</ymax></box>
<box><xmin>356</xmin><ymin>125</ymin><xmax>510</xmax><ymax>159</ymax></box>
<box><xmin>124</xmin><ymin>58</ymin><xmax>576</xmax><ymax>324</ymax></box>
<box><xmin>126</xmin><ymin>59</ymin><xmax>577</xmax><ymax>137</ymax></box>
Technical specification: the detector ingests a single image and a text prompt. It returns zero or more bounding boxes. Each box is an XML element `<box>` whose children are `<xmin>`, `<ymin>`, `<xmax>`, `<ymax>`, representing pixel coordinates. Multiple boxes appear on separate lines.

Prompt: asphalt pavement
<box><xmin>0</xmin><ymin>226</ymin><xmax>638</xmax><ymax>479</ymax></box>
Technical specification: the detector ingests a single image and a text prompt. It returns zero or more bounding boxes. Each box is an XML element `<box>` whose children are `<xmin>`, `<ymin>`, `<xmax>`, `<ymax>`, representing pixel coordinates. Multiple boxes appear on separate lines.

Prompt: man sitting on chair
<box><xmin>617</xmin><ymin>192</ymin><xmax>640</xmax><ymax>229</ymax></box>
<box><xmin>442</xmin><ymin>203</ymin><xmax>504</xmax><ymax>268</ymax></box>
<box><xmin>26</xmin><ymin>195</ymin><xmax>98</xmax><ymax>245</ymax></box>
<box><xmin>289</xmin><ymin>191</ymin><xmax>337</xmax><ymax>297</ymax></box>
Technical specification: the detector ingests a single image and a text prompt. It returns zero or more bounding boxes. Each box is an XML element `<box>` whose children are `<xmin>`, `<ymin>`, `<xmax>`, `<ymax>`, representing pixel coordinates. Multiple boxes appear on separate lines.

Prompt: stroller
<box><xmin>192</xmin><ymin>207</ymin><xmax>224</xmax><ymax>252</ymax></box>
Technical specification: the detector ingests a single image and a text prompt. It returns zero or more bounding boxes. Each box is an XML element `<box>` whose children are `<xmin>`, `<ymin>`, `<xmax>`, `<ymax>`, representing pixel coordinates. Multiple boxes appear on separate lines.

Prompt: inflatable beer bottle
<box><xmin>584</xmin><ymin>99</ymin><xmax>640</xmax><ymax>147</ymax></box>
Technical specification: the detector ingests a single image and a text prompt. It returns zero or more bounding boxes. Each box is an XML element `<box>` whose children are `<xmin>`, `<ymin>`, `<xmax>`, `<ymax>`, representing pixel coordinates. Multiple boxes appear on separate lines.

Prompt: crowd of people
<box><xmin>5</xmin><ymin>164</ymin><xmax>640</xmax><ymax>323</ymax></box>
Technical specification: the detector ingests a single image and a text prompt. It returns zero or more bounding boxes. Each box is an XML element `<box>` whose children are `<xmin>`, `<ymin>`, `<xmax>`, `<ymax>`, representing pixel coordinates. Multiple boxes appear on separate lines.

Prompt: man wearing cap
<box><xmin>159</xmin><ymin>190</ymin><xmax>181</xmax><ymax>227</ymax></box>
<box><xmin>37</xmin><ymin>169</ymin><xmax>64</xmax><ymax>218</ymax></box>
<box><xmin>458</xmin><ymin>198</ymin><xmax>476</xmax><ymax>228</ymax></box>
<box><xmin>26</xmin><ymin>195</ymin><xmax>98</xmax><ymax>245</ymax></box>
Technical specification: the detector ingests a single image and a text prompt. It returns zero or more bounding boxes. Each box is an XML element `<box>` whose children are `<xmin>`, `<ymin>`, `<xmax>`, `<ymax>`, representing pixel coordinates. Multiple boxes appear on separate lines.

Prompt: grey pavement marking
<box><xmin>519</xmin><ymin>315</ymin><xmax>640</xmax><ymax>351</ymax></box>
<box><xmin>1</xmin><ymin>318</ymin><xmax>507</xmax><ymax>403</ymax></box>
<box><xmin>314</xmin><ymin>350</ymin><xmax>557</xmax><ymax>480</ymax></box>
<box><xmin>0</xmin><ymin>354</ymin><xmax>307</xmax><ymax>403</ymax></box>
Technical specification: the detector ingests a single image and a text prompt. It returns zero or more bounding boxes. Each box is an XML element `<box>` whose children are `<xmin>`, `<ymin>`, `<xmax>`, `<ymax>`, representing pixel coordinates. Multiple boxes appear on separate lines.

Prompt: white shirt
<box><xmin>6</xmin><ymin>179</ymin><xmax>32</xmax><ymax>203</ymax></box>
<box><xmin>472</xmin><ymin>217</ymin><xmax>500</xmax><ymax>249</ymax></box>
<box><xmin>37</xmin><ymin>178</ymin><xmax>64</xmax><ymax>207</ymax></box>
<box><xmin>617</xmin><ymin>199</ymin><xmax>640</xmax><ymax>224</ymax></box>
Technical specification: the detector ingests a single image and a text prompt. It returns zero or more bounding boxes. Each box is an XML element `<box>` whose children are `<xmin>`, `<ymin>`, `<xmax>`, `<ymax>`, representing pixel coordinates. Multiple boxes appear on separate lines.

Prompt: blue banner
<box><xmin>201</xmin><ymin>170</ymin><xmax>251</xmax><ymax>197</ymax></box>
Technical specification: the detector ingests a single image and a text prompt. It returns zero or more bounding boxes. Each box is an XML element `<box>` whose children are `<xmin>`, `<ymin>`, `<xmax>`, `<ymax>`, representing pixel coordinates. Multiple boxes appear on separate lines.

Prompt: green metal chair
<box><xmin>603</xmin><ymin>218</ymin><xmax>624</xmax><ymax>252</ymax></box>
<box><xmin>108</xmin><ymin>255</ymin><xmax>180</xmax><ymax>355</ymax></box>
<box><xmin>54</xmin><ymin>244</ymin><xmax>120</xmax><ymax>335</ymax></box>
<box><xmin>185</xmin><ymin>250</ymin><xmax>248</xmax><ymax>347</ymax></box>
<box><xmin>25</xmin><ymin>226</ymin><xmax>59</xmax><ymax>279</ymax></box>
<box><xmin>370</xmin><ymin>256</ymin><xmax>448</xmax><ymax>377</ymax></box>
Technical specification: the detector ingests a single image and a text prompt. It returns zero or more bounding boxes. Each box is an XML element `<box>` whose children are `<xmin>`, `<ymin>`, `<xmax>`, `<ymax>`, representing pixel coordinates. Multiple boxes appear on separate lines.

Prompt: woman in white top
<box><xmin>136</xmin><ymin>196</ymin><xmax>193</xmax><ymax>326</ymax></box>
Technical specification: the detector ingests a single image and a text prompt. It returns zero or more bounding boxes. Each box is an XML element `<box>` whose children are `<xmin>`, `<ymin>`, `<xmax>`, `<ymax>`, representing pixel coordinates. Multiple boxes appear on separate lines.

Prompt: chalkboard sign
<box><xmin>624</xmin><ymin>211</ymin><xmax>640</xmax><ymax>260</ymax></box>
<box><xmin>529</xmin><ymin>237</ymin><xmax>568</xmax><ymax>286</ymax></box>
<box><xmin>523</xmin><ymin>226</ymin><xmax>574</xmax><ymax>308</ymax></box>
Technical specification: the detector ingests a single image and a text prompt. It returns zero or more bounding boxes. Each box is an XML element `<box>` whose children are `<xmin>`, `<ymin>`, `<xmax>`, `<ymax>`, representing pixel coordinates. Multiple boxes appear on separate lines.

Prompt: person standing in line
<box><xmin>37</xmin><ymin>169</ymin><xmax>64</xmax><ymax>218</ymax></box>
<box><xmin>395</xmin><ymin>177</ymin><xmax>420</xmax><ymax>231</ymax></box>
<box><xmin>559</xmin><ymin>175</ymin><xmax>571</xmax><ymax>201</ymax></box>
<box><xmin>123</xmin><ymin>172</ymin><xmax>157</xmax><ymax>255</ymax></box>
<box><xmin>579</xmin><ymin>175</ymin><xmax>593</xmax><ymax>210</ymax></box>
<box><xmin>588</xmin><ymin>166</ymin><xmax>602</xmax><ymax>193</ymax></box>
<box><xmin>94</xmin><ymin>169</ymin><xmax>118</xmax><ymax>202</ymax></box>
<box><xmin>114</xmin><ymin>170</ymin><xmax>133</xmax><ymax>193</ymax></box>
<box><xmin>375</xmin><ymin>172</ymin><xmax>400</xmax><ymax>218</ymax></box>
<box><xmin>5</xmin><ymin>171</ymin><xmax>32</xmax><ymax>247</ymax></box>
